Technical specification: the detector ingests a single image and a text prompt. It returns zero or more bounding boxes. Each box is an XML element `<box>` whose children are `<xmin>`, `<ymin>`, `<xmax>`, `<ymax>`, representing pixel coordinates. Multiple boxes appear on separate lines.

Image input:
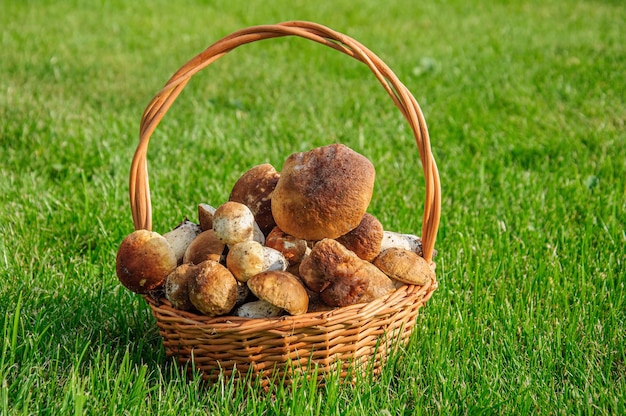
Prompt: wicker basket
<box><xmin>128</xmin><ymin>21</ymin><xmax>441</xmax><ymax>387</ymax></box>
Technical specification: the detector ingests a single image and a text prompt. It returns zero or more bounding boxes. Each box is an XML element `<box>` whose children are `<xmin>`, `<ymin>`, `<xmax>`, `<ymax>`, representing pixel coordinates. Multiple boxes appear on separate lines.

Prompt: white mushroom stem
<box><xmin>379</xmin><ymin>231</ymin><xmax>425</xmax><ymax>257</ymax></box>
<box><xmin>163</xmin><ymin>219</ymin><xmax>202</xmax><ymax>264</ymax></box>
<box><xmin>234</xmin><ymin>299</ymin><xmax>283</xmax><ymax>318</ymax></box>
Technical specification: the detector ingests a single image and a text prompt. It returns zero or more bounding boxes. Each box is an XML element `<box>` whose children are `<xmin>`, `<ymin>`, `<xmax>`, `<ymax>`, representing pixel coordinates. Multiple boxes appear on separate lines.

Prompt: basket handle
<box><xmin>129</xmin><ymin>20</ymin><xmax>441</xmax><ymax>262</ymax></box>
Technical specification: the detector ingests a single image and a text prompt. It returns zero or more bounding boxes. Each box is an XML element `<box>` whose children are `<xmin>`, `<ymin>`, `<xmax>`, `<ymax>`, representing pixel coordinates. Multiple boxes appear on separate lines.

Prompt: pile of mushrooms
<box><xmin>116</xmin><ymin>144</ymin><xmax>436</xmax><ymax>318</ymax></box>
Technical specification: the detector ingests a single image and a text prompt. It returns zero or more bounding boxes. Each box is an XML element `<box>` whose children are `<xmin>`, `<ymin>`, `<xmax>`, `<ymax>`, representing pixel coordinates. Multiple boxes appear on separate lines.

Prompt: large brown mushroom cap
<box><xmin>271</xmin><ymin>144</ymin><xmax>376</xmax><ymax>240</ymax></box>
<box><xmin>188</xmin><ymin>260</ymin><xmax>238</xmax><ymax>317</ymax></box>
<box><xmin>116</xmin><ymin>229</ymin><xmax>177</xmax><ymax>294</ymax></box>
<box><xmin>247</xmin><ymin>270</ymin><xmax>309</xmax><ymax>315</ymax></box>
<box><xmin>229</xmin><ymin>164</ymin><xmax>280</xmax><ymax>236</ymax></box>
<box><xmin>299</xmin><ymin>238</ymin><xmax>374</xmax><ymax>307</ymax></box>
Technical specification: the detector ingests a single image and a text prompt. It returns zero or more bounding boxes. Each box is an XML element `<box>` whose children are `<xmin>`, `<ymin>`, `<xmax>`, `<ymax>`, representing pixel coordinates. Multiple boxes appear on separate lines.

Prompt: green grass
<box><xmin>1</xmin><ymin>0</ymin><xmax>625</xmax><ymax>414</ymax></box>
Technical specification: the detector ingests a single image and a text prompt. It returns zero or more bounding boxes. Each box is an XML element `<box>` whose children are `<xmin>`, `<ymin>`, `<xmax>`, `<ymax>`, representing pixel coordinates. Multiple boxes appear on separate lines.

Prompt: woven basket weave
<box><xmin>129</xmin><ymin>21</ymin><xmax>441</xmax><ymax>386</ymax></box>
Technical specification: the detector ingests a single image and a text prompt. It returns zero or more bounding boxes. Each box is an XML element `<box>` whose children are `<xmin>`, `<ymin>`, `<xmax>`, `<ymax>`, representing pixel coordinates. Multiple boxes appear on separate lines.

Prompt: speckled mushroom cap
<box><xmin>115</xmin><ymin>229</ymin><xmax>177</xmax><ymax>294</ymax></box>
<box><xmin>229</xmin><ymin>164</ymin><xmax>280</xmax><ymax>236</ymax></box>
<box><xmin>271</xmin><ymin>144</ymin><xmax>376</xmax><ymax>241</ymax></box>
<box><xmin>188</xmin><ymin>260</ymin><xmax>239</xmax><ymax>317</ymax></box>
<box><xmin>299</xmin><ymin>238</ymin><xmax>368</xmax><ymax>299</ymax></box>
<box><xmin>247</xmin><ymin>270</ymin><xmax>309</xmax><ymax>315</ymax></box>
<box><xmin>335</xmin><ymin>213</ymin><xmax>384</xmax><ymax>261</ymax></box>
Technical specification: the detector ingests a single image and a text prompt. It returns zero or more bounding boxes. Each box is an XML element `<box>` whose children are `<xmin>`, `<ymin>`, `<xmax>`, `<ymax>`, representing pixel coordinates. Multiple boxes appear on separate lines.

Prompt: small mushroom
<box><xmin>229</xmin><ymin>164</ymin><xmax>280</xmax><ymax>236</ymax></box>
<box><xmin>188</xmin><ymin>260</ymin><xmax>238</xmax><ymax>317</ymax></box>
<box><xmin>335</xmin><ymin>213</ymin><xmax>384</xmax><ymax>261</ymax></box>
<box><xmin>373</xmin><ymin>248</ymin><xmax>435</xmax><ymax>285</ymax></box>
<box><xmin>164</xmin><ymin>263</ymin><xmax>197</xmax><ymax>310</ymax></box>
<box><xmin>234</xmin><ymin>299</ymin><xmax>283</xmax><ymax>318</ymax></box>
<box><xmin>212</xmin><ymin>201</ymin><xmax>256</xmax><ymax>245</ymax></box>
<box><xmin>226</xmin><ymin>240</ymin><xmax>287</xmax><ymax>283</ymax></box>
<box><xmin>247</xmin><ymin>270</ymin><xmax>309</xmax><ymax>316</ymax></box>
<box><xmin>163</xmin><ymin>219</ymin><xmax>202</xmax><ymax>264</ymax></box>
<box><xmin>116</xmin><ymin>229</ymin><xmax>177</xmax><ymax>294</ymax></box>
<box><xmin>198</xmin><ymin>203</ymin><xmax>217</xmax><ymax>231</ymax></box>
<box><xmin>182</xmin><ymin>229</ymin><xmax>225</xmax><ymax>265</ymax></box>
<box><xmin>265</xmin><ymin>226</ymin><xmax>308</xmax><ymax>266</ymax></box>
<box><xmin>271</xmin><ymin>144</ymin><xmax>376</xmax><ymax>240</ymax></box>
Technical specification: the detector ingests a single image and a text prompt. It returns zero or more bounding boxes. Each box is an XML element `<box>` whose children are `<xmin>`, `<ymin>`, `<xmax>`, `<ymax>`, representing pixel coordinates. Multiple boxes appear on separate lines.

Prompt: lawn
<box><xmin>1</xmin><ymin>0</ymin><xmax>624</xmax><ymax>414</ymax></box>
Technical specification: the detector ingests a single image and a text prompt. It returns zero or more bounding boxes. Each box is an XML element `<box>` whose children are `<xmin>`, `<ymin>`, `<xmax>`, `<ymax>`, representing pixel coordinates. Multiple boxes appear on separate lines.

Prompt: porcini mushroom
<box><xmin>182</xmin><ymin>229</ymin><xmax>225</xmax><ymax>265</ymax></box>
<box><xmin>335</xmin><ymin>213</ymin><xmax>384</xmax><ymax>261</ymax></box>
<box><xmin>271</xmin><ymin>144</ymin><xmax>376</xmax><ymax>240</ymax></box>
<box><xmin>299</xmin><ymin>238</ymin><xmax>393</xmax><ymax>307</ymax></box>
<box><xmin>212</xmin><ymin>201</ymin><xmax>256</xmax><ymax>245</ymax></box>
<box><xmin>116</xmin><ymin>229</ymin><xmax>177</xmax><ymax>294</ymax></box>
<box><xmin>265</xmin><ymin>226</ymin><xmax>308</xmax><ymax>266</ymax></box>
<box><xmin>164</xmin><ymin>263</ymin><xmax>197</xmax><ymax>310</ymax></box>
<box><xmin>197</xmin><ymin>203</ymin><xmax>217</xmax><ymax>231</ymax></box>
<box><xmin>234</xmin><ymin>299</ymin><xmax>283</xmax><ymax>318</ymax></box>
<box><xmin>188</xmin><ymin>260</ymin><xmax>239</xmax><ymax>317</ymax></box>
<box><xmin>229</xmin><ymin>164</ymin><xmax>280</xmax><ymax>236</ymax></box>
<box><xmin>226</xmin><ymin>240</ymin><xmax>287</xmax><ymax>283</ymax></box>
<box><xmin>247</xmin><ymin>270</ymin><xmax>309</xmax><ymax>316</ymax></box>
<box><xmin>373</xmin><ymin>248</ymin><xmax>435</xmax><ymax>285</ymax></box>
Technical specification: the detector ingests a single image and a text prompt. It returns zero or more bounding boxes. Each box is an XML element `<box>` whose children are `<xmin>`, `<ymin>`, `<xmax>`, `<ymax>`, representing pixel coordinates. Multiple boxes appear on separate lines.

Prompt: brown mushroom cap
<box><xmin>188</xmin><ymin>260</ymin><xmax>238</xmax><ymax>317</ymax></box>
<box><xmin>226</xmin><ymin>240</ymin><xmax>265</xmax><ymax>282</ymax></box>
<box><xmin>335</xmin><ymin>213</ymin><xmax>384</xmax><ymax>261</ymax></box>
<box><xmin>247</xmin><ymin>270</ymin><xmax>309</xmax><ymax>315</ymax></box>
<box><xmin>163</xmin><ymin>219</ymin><xmax>202</xmax><ymax>265</ymax></box>
<box><xmin>265</xmin><ymin>226</ymin><xmax>308</xmax><ymax>265</ymax></box>
<box><xmin>164</xmin><ymin>263</ymin><xmax>197</xmax><ymax>310</ymax></box>
<box><xmin>116</xmin><ymin>229</ymin><xmax>177</xmax><ymax>294</ymax></box>
<box><xmin>299</xmin><ymin>238</ymin><xmax>370</xmax><ymax>307</ymax></box>
<box><xmin>229</xmin><ymin>164</ymin><xmax>280</xmax><ymax>236</ymax></box>
<box><xmin>373</xmin><ymin>248</ymin><xmax>435</xmax><ymax>285</ymax></box>
<box><xmin>271</xmin><ymin>144</ymin><xmax>376</xmax><ymax>240</ymax></box>
<box><xmin>198</xmin><ymin>203</ymin><xmax>217</xmax><ymax>231</ymax></box>
<box><xmin>183</xmin><ymin>229</ymin><xmax>225</xmax><ymax>265</ymax></box>
<box><xmin>213</xmin><ymin>201</ymin><xmax>256</xmax><ymax>245</ymax></box>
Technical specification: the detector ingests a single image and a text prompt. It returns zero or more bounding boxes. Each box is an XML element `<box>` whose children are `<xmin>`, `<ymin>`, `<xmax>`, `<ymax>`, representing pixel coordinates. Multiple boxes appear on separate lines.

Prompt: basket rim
<box><xmin>144</xmin><ymin>277</ymin><xmax>438</xmax><ymax>332</ymax></box>
<box><xmin>128</xmin><ymin>20</ymin><xmax>441</xmax><ymax>262</ymax></box>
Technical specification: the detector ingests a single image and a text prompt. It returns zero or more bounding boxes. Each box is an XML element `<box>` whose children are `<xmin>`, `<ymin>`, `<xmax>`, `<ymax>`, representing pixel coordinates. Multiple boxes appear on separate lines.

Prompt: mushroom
<box><xmin>116</xmin><ymin>229</ymin><xmax>177</xmax><ymax>294</ymax></box>
<box><xmin>226</xmin><ymin>240</ymin><xmax>287</xmax><ymax>283</ymax></box>
<box><xmin>229</xmin><ymin>164</ymin><xmax>280</xmax><ymax>236</ymax></box>
<box><xmin>198</xmin><ymin>203</ymin><xmax>217</xmax><ymax>231</ymax></box>
<box><xmin>234</xmin><ymin>299</ymin><xmax>283</xmax><ymax>318</ymax></box>
<box><xmin>373</xmin><ymin>248</ymin><xmax>435</xmax><ymax>285</ymax></box>
<box><xmin>271</xmin><ymin>144</ymin><xmax>376</xmax><ymax>240</ymax></box>
<box><xmin>298</xmin><ymin>238</ymin><xmax>392</xmax><ymax>307</ymax></box>
<box><xmin>188</xmin><ymin>260</ymin><xmax>239</xmax><ymax>317</ymax></box>
<box><xmin>163</xmin><ymin>219</ymin><xmax>202</xmax><ymax>264</ymax></box>
<box><xmin>212</xmin><ymin>201</ymin><xmax>256</xmax><ymax>245</ymax></box>
<box><xmin>379</xmin><ymin>231</ymin><xmax>437</xmax><ymax>258</ymax></box>
<box><xmin>164</xmin><ymin>263</ymin><xmax>197</xmax><ymax>310</ymax></box>
<box><xmin>335</xmin><ymin>213</ymin><xmax>384</xmax><ymax>261</ymax></box>
<box><xmin>182</xmin><ymin>229</ymin><xmax>225</xmax><ymax>265</ymax></box>
<box><xmin>247</xmin><ymin>270</ymin><xmax>309</xmax><ymax>316</ymax></box>
<box><xmin>265</xmin><ymin>226</ymin><xmax>309</xmax><ymax>266</ymax></box>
